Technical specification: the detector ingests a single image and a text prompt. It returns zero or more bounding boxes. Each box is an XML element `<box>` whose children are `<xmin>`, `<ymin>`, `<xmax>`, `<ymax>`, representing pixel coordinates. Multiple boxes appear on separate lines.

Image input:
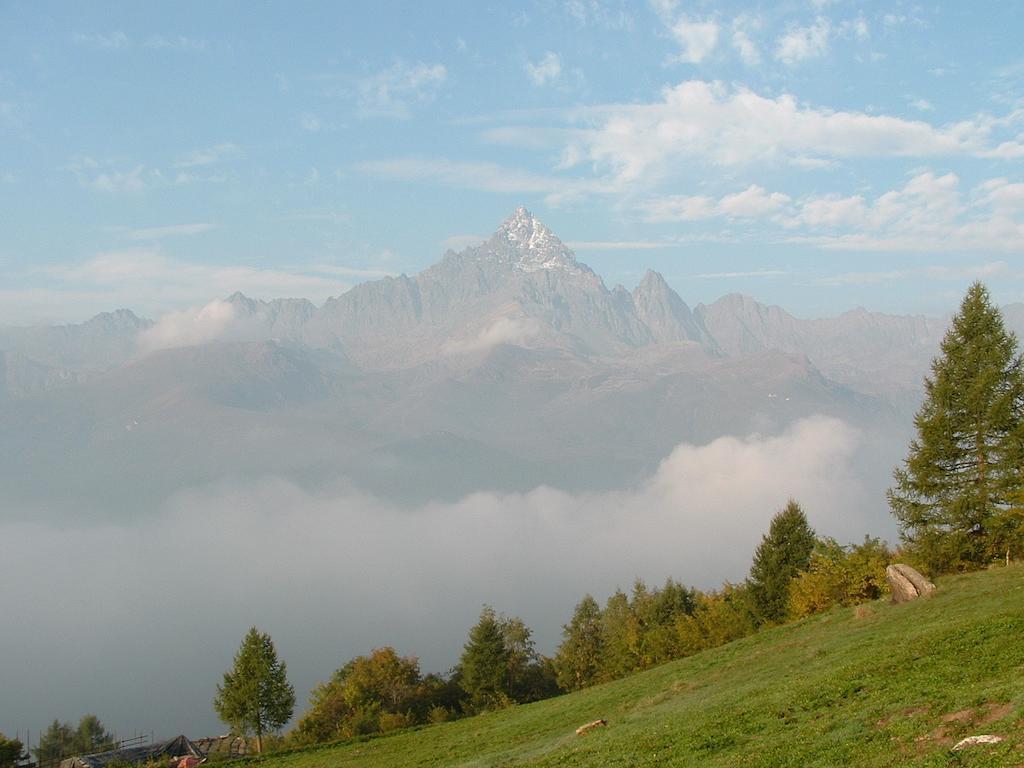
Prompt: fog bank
<box><xmin>0</xmin><ymin>416</ymin><xmax>888</xmax><ymax>741</ymax></box>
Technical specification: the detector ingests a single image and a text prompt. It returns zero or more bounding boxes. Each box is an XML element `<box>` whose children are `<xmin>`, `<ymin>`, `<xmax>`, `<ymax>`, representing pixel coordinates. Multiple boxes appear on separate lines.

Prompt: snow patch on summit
<box><xmin>500</xmin><ymin>207</ymin><xmax>579</xmax><ymax>274</ymax></box>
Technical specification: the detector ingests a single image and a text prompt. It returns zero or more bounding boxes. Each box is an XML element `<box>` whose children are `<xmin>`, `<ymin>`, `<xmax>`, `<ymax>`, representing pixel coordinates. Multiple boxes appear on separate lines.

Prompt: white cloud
<box><xmin>639</xmin><ymin>171</ymin><xmax>1024</xmax><ymax>255</ymax></box>
<box><xmin>775</xmin><ymin>17</ymin><xmax>831</xmax><ymax>65</ymax></box>
<box><xmin>786</xmin><ymin>172</ymin><xmax>1024</xmax><ymax>252</ymax></box>
<box><xmin>175</xmin><ymin>143</ymin><xmax>243</xmax><ymax>168</ymax></box>
<box><xmin>443</xmin><ymin>315</ymin><xmax>542</xmax><ymax>354</ymax></box>
<box><xmin>545</xmin><ymin>80</ymin><xmax>1024</xmax><ymax>184</ymax></box>
<box><xmin>910</xmin><ymin>98</ymin><xmax>934</xmax><ymax>112</ymax></box>
<box><xmin>137</xmin><ymin>300</ymin><xmax>249</xmax><ymax>353</ymax></box>
<box><xmin>357</xmin><ymin>61</ymin><xmax>447</xmax><ymax>119</ymax></box>
<box><xmin>718</xmin><ymin>185</ymin><xmax>792</xmax><ymax>217</ymax></box>
<box><xmin>526</xmin><ymin>52</ymin><xmax>562</xmax><ymax>86</ymax></box>
<box><xmin>669</xmin><ymin>18</ymin><xmax>720</xmax><ymax>64</ymax></box>
<box><xmin>731</xmin><ymin>15</ymin><xmax>762</xmax><ymax>66</ymax></box>
<box><xmin>639</xmin><ymin>184</ymin><xmax>790</xmax><ymax>222</ymax></box>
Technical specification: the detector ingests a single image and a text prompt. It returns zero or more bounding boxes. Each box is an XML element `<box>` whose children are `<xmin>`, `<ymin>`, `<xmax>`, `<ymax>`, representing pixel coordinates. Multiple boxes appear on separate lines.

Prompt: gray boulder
<box><xmin>886</xmin><ymin>564</ymin><xmax>936</xmax><ymax>603</ymax></box>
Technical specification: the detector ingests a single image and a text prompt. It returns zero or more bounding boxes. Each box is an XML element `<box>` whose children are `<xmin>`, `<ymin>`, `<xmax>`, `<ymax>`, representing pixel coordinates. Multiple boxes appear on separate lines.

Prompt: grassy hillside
<box><xmin>264</xmin><ymin>566</ymin><xmax>1024</xmax><ymax>767</ymax></box>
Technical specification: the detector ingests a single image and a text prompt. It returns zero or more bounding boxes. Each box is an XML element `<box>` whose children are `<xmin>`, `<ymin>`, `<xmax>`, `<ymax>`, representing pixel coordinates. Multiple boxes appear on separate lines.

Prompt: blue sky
<box><xmin>2</xmin><ymin>0</ymin><xmax>1023</xmax><ymax>324</ymax></box>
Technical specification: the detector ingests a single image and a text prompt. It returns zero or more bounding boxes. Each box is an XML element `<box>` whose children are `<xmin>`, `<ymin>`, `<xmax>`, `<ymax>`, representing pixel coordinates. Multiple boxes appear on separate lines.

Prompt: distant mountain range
<box><xmin>2</xmin><ymin>208</ymin><xmax>1020</xmax><ymax>520</ymax></box>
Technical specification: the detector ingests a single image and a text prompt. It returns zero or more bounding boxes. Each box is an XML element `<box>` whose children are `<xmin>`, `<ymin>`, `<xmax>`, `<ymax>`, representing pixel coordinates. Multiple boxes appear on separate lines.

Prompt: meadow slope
<box><xmin>262</xmin><ymin>566</ymin><xmax>1024</xmax><ymax>767</ymax></box>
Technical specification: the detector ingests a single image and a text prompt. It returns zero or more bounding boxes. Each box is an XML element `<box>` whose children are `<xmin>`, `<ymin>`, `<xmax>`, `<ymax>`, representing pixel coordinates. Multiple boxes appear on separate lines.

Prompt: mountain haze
<box><xmin>1</xmin><ymin>209</ymin><xmax>1019</xmax><ymax>519</ymax></box>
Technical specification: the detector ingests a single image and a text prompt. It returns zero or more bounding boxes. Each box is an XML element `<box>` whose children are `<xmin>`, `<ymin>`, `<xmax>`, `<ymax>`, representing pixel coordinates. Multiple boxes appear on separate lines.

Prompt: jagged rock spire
<box><xmin>494</xmin><ymin>207</ymin><xmax>578</xmax><ymax>273</ymax></box>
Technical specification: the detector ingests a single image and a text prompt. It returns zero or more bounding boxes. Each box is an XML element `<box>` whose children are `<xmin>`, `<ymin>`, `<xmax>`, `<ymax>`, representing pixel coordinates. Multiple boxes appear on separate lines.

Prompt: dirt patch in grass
<box><xmin>941</xmin><ymin>709</ymin><xmax>974</xmax><ymax>724</ymax></box>
<box><xmin>914</xmin><ymin>702</ymin><xmax>1017</xmax><ymax>749</ymax></box>
<box><xmin>978</xmin><ymin>701</ymin><xmax>1014</xmax><ymax>724</ymax></box>
<box><xmin>876</xmin><ymin>705</ymin><xmax>929</xmax><ymax>728</ymax></box>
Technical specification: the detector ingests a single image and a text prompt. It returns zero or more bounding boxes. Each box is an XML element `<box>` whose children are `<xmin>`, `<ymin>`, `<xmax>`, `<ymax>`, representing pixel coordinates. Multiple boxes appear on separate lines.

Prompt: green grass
<box><xmin>263</xmin><ymin>566</ymin><xmax>1024</xmax><ymax>767</ymax></box>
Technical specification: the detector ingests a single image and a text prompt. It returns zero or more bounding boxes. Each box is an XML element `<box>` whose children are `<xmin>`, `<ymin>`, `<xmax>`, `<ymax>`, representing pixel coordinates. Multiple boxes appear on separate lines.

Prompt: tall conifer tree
<box><xmin>214</xmin><ymin>628</ymin><xmax>295</xmax><ymax>753</ymax></box>
<box><xmin>888</xmin><ymin>282</ymin><xmax>1024</xmax><ymax>572</ymax></box>
<box><xmin>554</xmin><ymin>595</ymin><xmax>604</xmax><ymax>691</ymax></box>
<box><xmin>748</xmin><ymin>500</ymin><xmax>816</xmax><ymax>623</ymax></box>
<box><xmin>458</xmin><ymin>607</ymin><xmax>512</xmax><ymax>711</ymax></box>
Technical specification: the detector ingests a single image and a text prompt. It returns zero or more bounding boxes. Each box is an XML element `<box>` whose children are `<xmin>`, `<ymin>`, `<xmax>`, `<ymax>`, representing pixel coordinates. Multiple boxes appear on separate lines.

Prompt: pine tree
<box><xmin>748</xmin><ymin>500</ymin><xmax>816</xmax><ymax>623</ymax></box>
<box><xmin>0</xmin><ymin>733</ymin><xmax>27</xmax><ymax>768</ymax></box>
<box><xmin>214</xmin><ymin>628</ymin><xmax>295</xmax><ymax>753</ymax></box>
<box><xmin>32</xmin><ymin>721</ymin><xmax>75</xmax><ymax>764</ymax></box>
<box><xmin>554</xmin><ymin>595</ymin><xmax>604</xmax><ymax>691</ymax></box>
<box><xmin>73</xmin><ymin>716</ymin><xmax>113</xmax><ymax>755</ymax></box>
<box><xmin>458</xmin><ymin>607</ymin><xmax>512</xmax><ymax>711</ymax></box>
<box><xmin>888</xmin><ymin>282</ymin><xmax>1024</xmax><ymax>572</ymax></box>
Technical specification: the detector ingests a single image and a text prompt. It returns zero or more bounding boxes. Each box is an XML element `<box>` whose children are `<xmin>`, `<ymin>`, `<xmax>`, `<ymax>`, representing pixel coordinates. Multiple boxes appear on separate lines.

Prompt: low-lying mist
<box><xmin>1</xmin><ymin>416</ymin><xmax>893</xmax><ymax>741</ymax></box>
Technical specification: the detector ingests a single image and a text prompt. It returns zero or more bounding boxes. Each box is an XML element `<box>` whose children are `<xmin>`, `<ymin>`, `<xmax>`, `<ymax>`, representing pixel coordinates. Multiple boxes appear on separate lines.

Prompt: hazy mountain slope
<box><xmin>695</xmin><ymin>295</ymin><xmax>946</xmax><ymax>399</ymax></box>
<box><xmin>304</xmin><ymin>208</ymin><xmax>659</xmax><ymax>368</ymax></box>
<box><xmin>1</xmin><ymin>209</ymin><xmax>1009</xmax><ymax>521</ymax></box>
<box><xmin>0</xmin><ymin>308</ymin><xmax>151</xmax><ymax>370</ymax></box>
<box><xmin>256</xmin><ymin>566</ymin><xmax>1024</xmax><ymax>768</ymax></box>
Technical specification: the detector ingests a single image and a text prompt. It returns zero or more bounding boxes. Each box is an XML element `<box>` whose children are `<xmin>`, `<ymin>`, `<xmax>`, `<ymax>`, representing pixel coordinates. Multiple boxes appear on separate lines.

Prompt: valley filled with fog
<box><xmin>4</xmin><ymin>212</ymin><xmax>1018</xmax><ymax>738</ymax></box>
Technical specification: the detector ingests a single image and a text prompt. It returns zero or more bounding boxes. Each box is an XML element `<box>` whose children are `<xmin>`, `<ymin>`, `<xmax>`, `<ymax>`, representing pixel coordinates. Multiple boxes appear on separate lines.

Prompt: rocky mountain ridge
<box><xmin>2</xmin><ymin>208</ymin><xmax>1006</xmax><ymax>400</ymax></box>
<box><xmin>3</xmin><ymin>208</ymin><xmax>1001</xmax><ymax>518</ymax></box>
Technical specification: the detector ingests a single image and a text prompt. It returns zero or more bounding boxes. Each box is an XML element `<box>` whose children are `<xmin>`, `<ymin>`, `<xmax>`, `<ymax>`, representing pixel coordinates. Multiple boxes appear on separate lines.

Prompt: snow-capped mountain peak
<box><xmin>497</xmin><ymin>207</ymin><xmax>577</xmax><ymax>273</ymax></box>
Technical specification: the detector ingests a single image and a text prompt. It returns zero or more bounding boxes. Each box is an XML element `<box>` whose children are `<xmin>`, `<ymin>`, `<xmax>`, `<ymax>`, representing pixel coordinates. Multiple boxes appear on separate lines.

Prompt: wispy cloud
<box><xmin>526</xmin><ymin>52</ymin><xmax>562</xmax><ymax>86</ymax></box>
<box><xmin>692</xmin><ymin>269</ymin><xmax>789</xmax><ymax>279</ymax></box>
<box><xmin>285</xmin><ymin>210</ymin><xmax>351</xmax><ymax>224</ymax></box>
<box><xmin>66</xmin><ymin>157</ymin><xmax>149</xmax><ymax>193</ymax></box>
<box><xmin>636</xmin><ymin>171</ymin><xmax>1024</xmax><ymax>255</ymax></box>
<box><xmin>565</xmin><ymin>240</ymin><xmax>675</xmax><ymax>250</ymax></box>
<box><xmin>141</xmin><ymin>35</ymin><xmax>209</xmax><ymax>52</ymax></box>
<box><xmin>538</xmin><ymin>80</ymin><xmax>1024</xmax><ymax>186</ymax></box>
<box><xmin>73</xmin><ymin>31</ymin><xmax>129</xmax><ymax>49</ymax></box>
<box><xmin>775</xmin><ymin>17</ymin><xmax>831</xmax><ymax>65</ymax></box>
<box><xmin>299</xmin><ymin>113</ymin><xmax>324</xmax><ymax>132</ymax></box>
<box><xmin>357</xmin><ymin>61</ymin><xmax>447</xmax><ymax>119</ymax></box>
<box><xmin>731</xmin><ymin>15</ymin><xmax>762</xmax><ymax>66</ymax></box>
<box><xmin>2</xmin><ymin>250</ymin><xmax>372</xmax><ymax>323</ymax></box>
<box><xmin>443</xmin><ymin>316</ymin><xmax>541</xmax><ymax>354</ymax></box>
<box><xmin>73</xmin><ymin>31</ymin><xmax>209</xmax><ymax>51</ymax></box>
<box><xmin>668</xmin><ymin>18</ymin><xmax>720</xmax><ymax>64</ymax></box>
<box><xmin>813</xmin><ymin>262</ymin><xmax>1009</xmax><ymax>287</ymax></box>
<box><xmin>175</xmin><ymin>143</ymin><xmax>243</xmax><ymax>168</ymax></box>
<box><xmin>116</xmin><ymin>223</ymin><xmax>218</xmax><ymax>241</ymax></box>
<box><xmin>441</xmin><ymin>234</ymin><xmax>485</xmax><ymax>251</ymax></box>
<box><xmin>564</xmin><ymin>0</ymin><xmax>633</xmax><ymax>30</ymax></box>
<box><xmin>784</xmin><ymin>172</ymin><xmax>1024</xmax><ymax>252</ymax></box>
<box><xmin>639</xmin><ymin>184</ymin><xmax>790</xmax><ymax>222</ymax></box>
<box><xmin>651</xmin><ymin>3</ymin><xmax>719</xmax><ymax>64</ymax></box>
<box><xmin>358</xmin><ymin>157</ymin><xmax>612</xmax><ymax>205</ymax></box>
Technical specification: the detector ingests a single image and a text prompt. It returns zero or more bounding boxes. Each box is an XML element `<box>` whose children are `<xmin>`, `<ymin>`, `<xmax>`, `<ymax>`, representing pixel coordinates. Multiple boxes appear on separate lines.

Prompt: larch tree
<box><xmin>214</xmin><ymin>627</ymin><xmax>295</xmax><ymax>754</ymax></box>
<box><xmin>888</xmin><ymin>282</ymin><xmax>1024</xmax><ymax>573</ymax></box>
<box><xmin>554</xmin><ymin>595</ymin><xmax>604</xmax><ymax>691</ymax></box>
